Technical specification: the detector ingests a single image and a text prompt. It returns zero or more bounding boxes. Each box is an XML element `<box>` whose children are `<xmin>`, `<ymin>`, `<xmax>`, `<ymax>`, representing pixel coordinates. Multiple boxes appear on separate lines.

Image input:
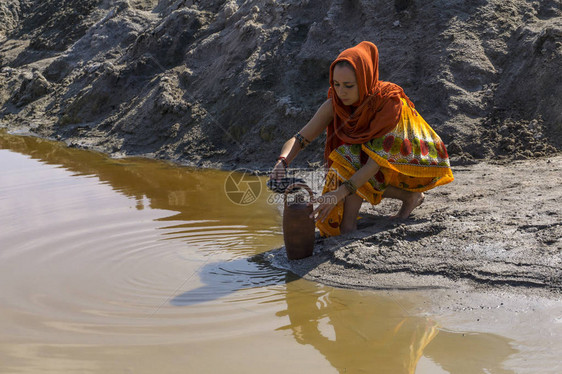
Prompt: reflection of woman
<box><xmin>270</xmin><ymin>41</ymin><xmax>454</xmax><ymax>236</ymax></box>
<box><xmin>278</xmin><ymin>279</ymin><xmax>439</xmax><ymax>373</ymax></box>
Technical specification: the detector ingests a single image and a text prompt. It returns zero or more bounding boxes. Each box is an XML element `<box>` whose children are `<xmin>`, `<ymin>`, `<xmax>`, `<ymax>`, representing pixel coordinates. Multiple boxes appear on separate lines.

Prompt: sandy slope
<box><xmin>0</xmin><ymin>0</ymin><xmax>560</xmax><ymax>169</ymax></box>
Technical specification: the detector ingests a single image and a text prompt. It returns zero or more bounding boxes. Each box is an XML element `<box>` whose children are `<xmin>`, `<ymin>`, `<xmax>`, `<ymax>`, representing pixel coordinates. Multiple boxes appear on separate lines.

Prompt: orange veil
<box><xmin>325</xmin><ymin>41</ymin><xmax>414</xmax><ymax>165</ymax></box>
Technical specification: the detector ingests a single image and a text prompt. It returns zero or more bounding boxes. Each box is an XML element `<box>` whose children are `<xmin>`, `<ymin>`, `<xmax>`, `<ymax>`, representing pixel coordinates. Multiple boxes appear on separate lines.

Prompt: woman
<box><xmin>270</xmin><ymin>41</ymin><xmax>454</xmax><ymax>237</ymax></box>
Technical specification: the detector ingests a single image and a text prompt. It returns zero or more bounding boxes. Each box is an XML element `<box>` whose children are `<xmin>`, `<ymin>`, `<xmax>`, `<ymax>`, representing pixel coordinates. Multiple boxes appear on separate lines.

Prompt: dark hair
<box><xmin>334</xmin><ymin>60</ymin><xmax>354</xmax><ymax>70</ymax></box>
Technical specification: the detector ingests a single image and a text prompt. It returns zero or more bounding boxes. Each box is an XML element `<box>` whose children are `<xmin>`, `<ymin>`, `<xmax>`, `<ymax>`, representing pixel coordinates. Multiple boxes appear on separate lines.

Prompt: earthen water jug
<box><xmin>283</xmin><ymin>183</ymin><xmax>315</xmax><ymax>260</ymax></box>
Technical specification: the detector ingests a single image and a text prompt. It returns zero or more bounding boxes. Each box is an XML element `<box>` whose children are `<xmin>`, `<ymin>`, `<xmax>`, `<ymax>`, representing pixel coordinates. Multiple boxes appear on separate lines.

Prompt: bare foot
<box><xmin>391</xmin><ymin>192</ymin><xmax>425</xmax><ymax>220</ymax></box>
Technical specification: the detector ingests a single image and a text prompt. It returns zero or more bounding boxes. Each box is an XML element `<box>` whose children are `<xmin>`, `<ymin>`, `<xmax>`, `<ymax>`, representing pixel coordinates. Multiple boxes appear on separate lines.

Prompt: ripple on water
<box><xmin>0</xmin><ymin>144</ymin><xmax>286</xmax><ymax>346</ymax></box>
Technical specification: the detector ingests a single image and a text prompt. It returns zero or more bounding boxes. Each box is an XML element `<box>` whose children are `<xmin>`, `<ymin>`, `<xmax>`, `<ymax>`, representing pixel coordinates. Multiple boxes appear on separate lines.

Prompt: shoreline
<box><xmin>2</xmin><ymin>128</ymin><xmax>562</xmax><ymax>372</ymax></box>
<box><xmin>261</xmin><ymin>155</ymin><xmax>562</xmax><ymax>371</ymax></box>
<box><xmin>263</xmin><ymin>155</ymin><xmax>562</xmax><ymax>296</ymax></box>
<box><xmin>3</xmin><ymin>127</ymin><xmax>561</xmax><ymax>297</ymax></box>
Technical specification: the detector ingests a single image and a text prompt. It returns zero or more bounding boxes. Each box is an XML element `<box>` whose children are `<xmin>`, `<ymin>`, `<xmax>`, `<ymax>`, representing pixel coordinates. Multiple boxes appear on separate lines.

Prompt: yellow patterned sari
<box><xmin>317</xmin><ymin>99</ymin><xmax>454</xmax><ymax>237</ymax></box>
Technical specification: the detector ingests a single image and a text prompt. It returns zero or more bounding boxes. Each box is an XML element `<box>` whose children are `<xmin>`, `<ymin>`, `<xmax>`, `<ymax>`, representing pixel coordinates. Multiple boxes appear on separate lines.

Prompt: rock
<box><xmin>12</xmin><ymin>71</ymin><xmax>52</xmax><ymax>107</ymax></box>
<box><xmin>446</xmin><ymin>141</ymin><xmax>463</xmax><ymax>156</ymax></box>
<box><xmin>0</xmin><ymin>0</ymin><xmax>20</xmax><ymax>37</ymax></box>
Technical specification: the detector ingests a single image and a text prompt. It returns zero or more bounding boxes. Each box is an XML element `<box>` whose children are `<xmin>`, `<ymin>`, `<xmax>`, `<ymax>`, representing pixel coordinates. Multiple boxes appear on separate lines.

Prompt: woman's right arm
<box><xmin>270</xmin><ymin>99</ymin><xmax>333</xmax><ymax>179</ymax></box>
<box><xmin>298</xmin><ymin>98</ymin><xmax>334</xmax><ymax>145</ymax></box>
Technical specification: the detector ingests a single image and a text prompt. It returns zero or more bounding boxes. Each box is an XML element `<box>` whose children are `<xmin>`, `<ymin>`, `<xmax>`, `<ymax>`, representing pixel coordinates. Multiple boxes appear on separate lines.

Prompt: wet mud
<box><xmin>267</xmin><ymin>156</ymin><xmax>562</xmax><ymax>295</ymax></box>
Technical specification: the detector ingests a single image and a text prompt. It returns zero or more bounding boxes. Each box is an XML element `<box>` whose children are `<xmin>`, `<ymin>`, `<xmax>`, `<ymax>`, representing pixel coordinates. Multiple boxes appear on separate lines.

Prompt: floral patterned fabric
<box><xmin>316</xmin><ymin>98</ymin><xmax>454</xmax><ymax>237</ymax></box>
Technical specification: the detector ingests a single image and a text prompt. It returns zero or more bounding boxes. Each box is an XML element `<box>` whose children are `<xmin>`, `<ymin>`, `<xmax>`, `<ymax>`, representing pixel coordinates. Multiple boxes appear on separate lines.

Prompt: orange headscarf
<box><xmin>325</xmin><ymin>41</ymin><xmax>414</xmax><ymax>165</ymax></box>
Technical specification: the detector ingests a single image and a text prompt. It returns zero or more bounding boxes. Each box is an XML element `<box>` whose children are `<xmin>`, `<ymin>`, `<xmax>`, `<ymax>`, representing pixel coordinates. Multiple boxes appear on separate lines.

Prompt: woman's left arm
<box><xmin>310</xmin><ymin>158</ymin><xmax>380</xmax><ymax>222</ymax></box>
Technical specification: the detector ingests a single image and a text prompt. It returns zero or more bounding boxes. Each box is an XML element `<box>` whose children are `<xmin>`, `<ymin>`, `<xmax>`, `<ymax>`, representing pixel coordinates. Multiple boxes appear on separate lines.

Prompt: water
<box><xmin>0</xmin><ymin>131</ymin><xmax>521</xmax><ymax>373</ymax></box>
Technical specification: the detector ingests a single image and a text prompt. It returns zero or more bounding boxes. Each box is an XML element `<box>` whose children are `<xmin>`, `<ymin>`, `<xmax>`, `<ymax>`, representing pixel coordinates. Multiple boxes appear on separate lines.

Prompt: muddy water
<box><xmin>0</xmin><ymin>131</ymin><xmax>517</xmax><ymax>373</ymax></box>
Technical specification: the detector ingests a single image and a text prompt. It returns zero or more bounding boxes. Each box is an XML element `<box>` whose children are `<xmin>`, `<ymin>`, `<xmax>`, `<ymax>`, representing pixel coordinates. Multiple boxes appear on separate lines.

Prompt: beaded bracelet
<box><xmin>277</xmin><ymin>156</ymin><xmax>288</xmax><ymax>168</ymax></box>
<box><xmin>342</xmin><ymin>179</ymin><xmax>358</xmax><ymax>195</ymax></box>
<box><xmin>294</xmin><ymin>133</ymin><xmax>310</xmax><ymax>149</ymax></box>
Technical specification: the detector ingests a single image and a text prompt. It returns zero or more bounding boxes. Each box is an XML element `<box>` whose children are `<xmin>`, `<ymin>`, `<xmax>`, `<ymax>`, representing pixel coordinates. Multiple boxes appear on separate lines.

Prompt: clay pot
<box><xmin>283</xmin><ymin>183</ymin><xmax>315</xmax><ymax>260</ymax></box>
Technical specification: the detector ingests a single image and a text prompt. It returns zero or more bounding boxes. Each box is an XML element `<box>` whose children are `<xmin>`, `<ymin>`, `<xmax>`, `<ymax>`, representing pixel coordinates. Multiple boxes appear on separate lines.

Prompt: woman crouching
<box><xmin>270</xmin><ymin>41</ymin><xmax>454</xmax><ymax>237</ymax></box>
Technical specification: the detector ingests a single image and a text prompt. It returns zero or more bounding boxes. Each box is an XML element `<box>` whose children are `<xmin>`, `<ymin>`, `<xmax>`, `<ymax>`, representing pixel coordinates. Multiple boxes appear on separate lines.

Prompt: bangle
<box><xmin>277</xmin><ymin>156</ymin><xmax>288</xmax><ymax>168</ymax></box>
<box><xmin>294</xmin><ymin>133</ymin><xmax>310</xmax><ymax>149</ymax></box>
<box><xmin>342</xmin><ymin>179</ymin><xmax>358</xmax><ymax>195</ymax></box>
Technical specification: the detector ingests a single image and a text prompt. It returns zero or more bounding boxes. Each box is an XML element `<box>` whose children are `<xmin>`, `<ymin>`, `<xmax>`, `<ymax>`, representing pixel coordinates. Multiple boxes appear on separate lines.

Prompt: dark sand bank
<box><xmin>1</xmin><ymin>0</ymin><xmax>561</xmax><ymax>170</ymax></box>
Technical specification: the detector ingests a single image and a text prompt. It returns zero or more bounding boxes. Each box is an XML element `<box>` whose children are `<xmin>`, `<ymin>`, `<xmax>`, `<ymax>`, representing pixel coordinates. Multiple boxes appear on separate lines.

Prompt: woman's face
<box><xmin>332</xmin><ymin>64</ymin><xmax>359</xmax><ymax>106</ymax></box>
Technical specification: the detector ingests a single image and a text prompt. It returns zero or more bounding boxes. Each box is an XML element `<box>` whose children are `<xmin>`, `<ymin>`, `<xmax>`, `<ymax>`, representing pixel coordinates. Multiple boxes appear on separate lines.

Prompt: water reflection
<box><xmin>277</xmin><ymin>278</ymin><xmax>438</xmax><ymax>373</ymax></box>
<box><xmin>278</xmin><ymin>278</ymin><xmax>517</xmax><ymax>374</ymax></box>
<box><xmin>423</xmin><ymin>328</ymin><xmax>517</xmax><ymax>374</ymax></box>
<box><xmin>0</xmin><ymin>130</ymin><xmax>281</xmax><ymax>256</ymax></box>
<box><xmin>0</xmin><ymin>130</ymin><xmax>518</xmax><ymax>373</ymax></box>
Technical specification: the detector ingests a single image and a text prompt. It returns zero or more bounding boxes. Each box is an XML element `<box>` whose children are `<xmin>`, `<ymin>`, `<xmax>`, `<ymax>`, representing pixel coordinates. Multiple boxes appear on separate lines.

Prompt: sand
<box><xmin>266</xmin><ymin>156</ymin><xmax>561</xmax><ymax>295</ymax></box>
<box><xmin>0</xmin><ymin>0</ymin><xmax>560</xmax><ymax>169</ymax></box>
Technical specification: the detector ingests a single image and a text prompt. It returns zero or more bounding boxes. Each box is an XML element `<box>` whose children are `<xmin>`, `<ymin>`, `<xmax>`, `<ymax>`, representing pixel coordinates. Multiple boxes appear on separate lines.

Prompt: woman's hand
<box><xmin>270</xmin><ymin>160</ymin><xmax>286</xmax><ymax>180</ymax></box>
<box><xmin>309</xmin><ymin>187</ymin><xmax>348</xmax><ymax>222</ymax></box>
